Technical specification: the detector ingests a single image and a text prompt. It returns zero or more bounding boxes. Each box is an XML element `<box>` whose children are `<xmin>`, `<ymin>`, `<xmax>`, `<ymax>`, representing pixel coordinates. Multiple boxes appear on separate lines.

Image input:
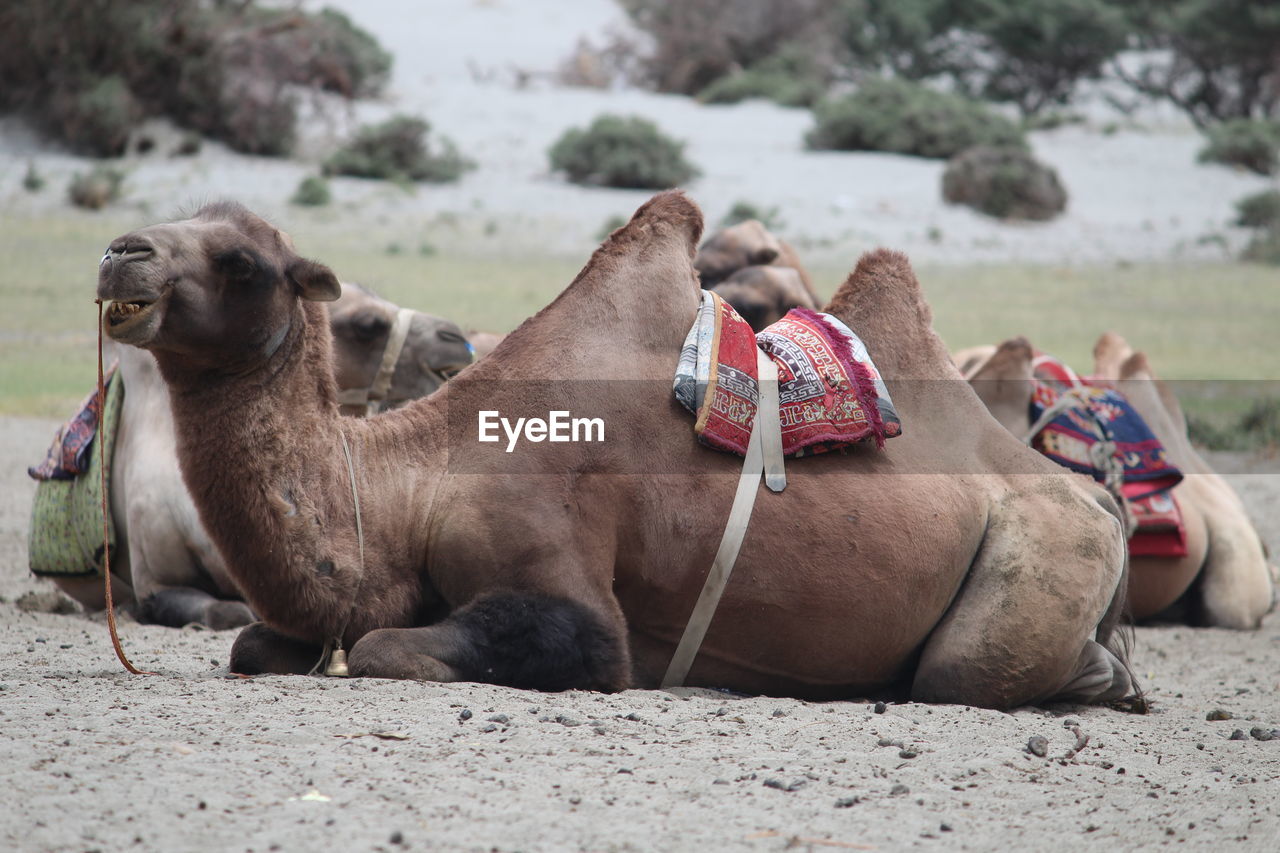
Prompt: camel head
<box><xmin>966</xmin><ymin>336</ymin><xmax>1035</xmax><ymax>435</ymax></box>
<box><xmin>695</xmin><ymin>219</ymin><xmax>782</xmax><ymax>287</ymax></box>
<box><xmin>710</xmin><ymin>265</ymin><xmax>811</xmax><ymax>332</ymax></box>
<box><xmin>328</xmin><ymin>282</ymin><xmax>474</xmax><ymax>412</ymax></box>
<box><xmin>97</xmin><ymin>201</ymin><xmax>340</xmax><ymax>370</ymax></box>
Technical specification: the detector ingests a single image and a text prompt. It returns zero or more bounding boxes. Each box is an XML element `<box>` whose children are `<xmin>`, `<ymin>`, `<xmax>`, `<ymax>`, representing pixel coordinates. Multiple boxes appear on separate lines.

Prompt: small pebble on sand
<box><xmin>1027</xmin><ymin>736</ymin><xmax>1049</xmax><ymax>757</ymax></box>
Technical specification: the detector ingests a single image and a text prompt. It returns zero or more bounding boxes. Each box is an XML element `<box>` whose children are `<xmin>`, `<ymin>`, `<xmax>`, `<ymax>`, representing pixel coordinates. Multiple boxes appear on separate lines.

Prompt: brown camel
<box><xmin>97</xmin><ymin>194</ymin><xmax>1135</xmax><ymax>708</ymax></box>
<box><xmin>696</xmin><ymin>219</ymin><xmax>820</xmax><ymax>302</ymax></box>
<box><xmin>329</xmin><ymin>282</ymin><xmax>472</xmax><ymax>416</ymax></box>
<box><xmin>967</xmin><ymin>335</ymin><xmax>1274</xmax><ymax>628</ymax></box>
<box><xmin>464</xmin><ymin>330</ymin><xmax>505</xmax><ymax>360</ymax></box>
<box><xmin>708</xmin><ymin>265</ymin><xmax>818</xmax><ymax>332</ymax></box>
<box><xmin>52</xmin><ymin>284</ymin><xmax>469</xmax><ymax>628</ymax></box>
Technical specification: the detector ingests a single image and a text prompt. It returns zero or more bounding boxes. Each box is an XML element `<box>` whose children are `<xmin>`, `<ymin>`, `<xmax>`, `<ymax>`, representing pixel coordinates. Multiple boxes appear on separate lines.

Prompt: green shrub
<box><xmin>68</xmin><ymin>166</ymin><xmax>125</xmax><ymax>210</ymax></box>
<box><xmin>965</xmin><ymin>0</ymin><xmax>1129</xmax><ymax>116</ymax></box>
<box><xmin>0</xmin><ymin>1</ymin><xmax>392</xmax><ymax>159</ymax></box>
<box><xmin>1190</xmin><ymin>398</ymin><xmax>1280</xmax><ymax>449</ymax></box>
<box><xmin>325</xmin><ymin>116</ymin><xmax>474</xmax><ymax>183</ymax></box>
<box><xmin>291</xmin><ymin>176</ymin><xmax>332</xmax><ymax>207</ymax></box>
<box><xmin>1235</xmin><ymin>190</ymin><xmax>1280</xmax><ymax>229</ymax></box>
<box><xmin>295</xmin><ymin>8</ymin><xmax>392</xmax><ymax>99</ymax></box>
<box><xmin>699</xmin><ymin>68</ymin><xmax>825</xmax><ymax>108</ymax></box>
<box><xmin>1121</xmin><ymin>0</ymin><xmax>1280</xmax><ymax>127</ymax></box>
<box><xmin>549</xmin><ymin>114</ymin><xmax>699</xmax><ymax>189</ymax></box>
<box><xmin>697</xmin><ymin>44</ymin><xmax>829</xmax><ymax>108</ymax></box>
<box><xmin>50</xmin><ymin>76</ymin><xmax>143</xmax><ymax>157</ymax></box>
<box><xmin>212</xmin><ymin>78</ymin><xmax>298</xmax><ymax>157</ymax></box>
<box><xmin>721</xmin><ymin>201</ymin><xmax>783</xmax><ymax>230</ymax></box>
<box><xmin>942</xmin><ymin>146</ymin><xmax>1067</xmax><ymax>221</ymax></box>
<box><xmin>1198</xmin><ymin>119</ymin><xmax>1280</xmax><ymax>176</ymax></box>
<box><xmin>620</xmin><ymin>0</ymin><xmax>833</xmax><ymax>95</ymax></box>
<box><xmin>22</xmin><ymin>163</ymin><xmax>44</xmax><ymax>193</ymax></box>
<box><xmin>806</xmin><ymin>78</ymin><xmax>1026</xmax><ymax>159</ymax></box>
<box><xmin>1244</xmin><ymin>227</ymin><xmax>1280</xmax><ymax>265</ymax></box>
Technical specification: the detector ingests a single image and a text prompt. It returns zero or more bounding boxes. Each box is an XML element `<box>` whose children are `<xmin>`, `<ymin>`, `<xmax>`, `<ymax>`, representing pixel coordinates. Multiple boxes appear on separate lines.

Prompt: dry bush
<box><xmin>549</xmin><ymin>114</ymin><xmax>699</xmax><ymax>189</ymax></box>
<box><xmin>620</xmin><ymin>0</ymin><xmax>836</xmax><ymax>95</ymax></box>
<box><xmin>807</xmin><ymin>78</ymin><xmax>1026</xmax><ymax>159</ymax></box>
<box><xmin>0</xmin><ymin>1</ymin><xmax>391</xmax><ymax>158</ymax></box>
<box><xmin>68</xmin><ymin>167</ymin><xmax>125</xmax><ymax>210</ymax></box>
<box><xmin>942</xmin><ymin>146</ymin><xmax>1067</xmax><ymax>221</ymax></box>
<box><xmin>1198</xmin><ymin>119</ymin><xmax>1280</xmax><ymax>176</ymax></box>
<box><xmin>325</xmin><ymin>116</ymin><xmax>474</xmax><ymax>183</ymax></box>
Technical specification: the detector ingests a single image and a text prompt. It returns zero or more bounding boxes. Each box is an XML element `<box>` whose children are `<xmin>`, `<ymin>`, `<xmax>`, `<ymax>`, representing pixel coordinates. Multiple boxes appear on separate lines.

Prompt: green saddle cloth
<box><xmin>28</xmin><ymin>375</ymin><xmax>124</xmax><ymax>578</ymax></box>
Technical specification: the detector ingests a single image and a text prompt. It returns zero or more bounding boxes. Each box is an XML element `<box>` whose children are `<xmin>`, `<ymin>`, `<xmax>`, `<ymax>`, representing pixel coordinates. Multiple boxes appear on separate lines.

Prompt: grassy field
<box><xmin>2</xmin><ymin>213</ymin><xmax>1277</xmax><ymax>424</ymax></box>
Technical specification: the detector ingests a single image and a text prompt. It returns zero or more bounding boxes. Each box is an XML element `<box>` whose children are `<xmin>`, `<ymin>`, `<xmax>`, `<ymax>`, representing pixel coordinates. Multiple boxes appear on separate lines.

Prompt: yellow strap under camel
<box><xmin>662</xmin><ymin>349</ymin><xmax>785</xmax><ymax>688</ymax></box>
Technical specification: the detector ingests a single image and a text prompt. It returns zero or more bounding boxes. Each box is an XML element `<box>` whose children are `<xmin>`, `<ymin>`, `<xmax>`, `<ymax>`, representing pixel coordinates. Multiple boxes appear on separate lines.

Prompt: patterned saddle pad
<box><xmin>674</xmin><ymin>291</ymin><xmax>901</xmax><ymax>457</ymax></box>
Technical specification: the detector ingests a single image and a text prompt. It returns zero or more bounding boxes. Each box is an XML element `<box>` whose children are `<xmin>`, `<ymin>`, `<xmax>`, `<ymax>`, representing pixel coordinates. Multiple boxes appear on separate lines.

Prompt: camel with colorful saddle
<box><xmin>28</xmin><ymin>284</ymin><xmax>472</xmax><ymax>628</ymax></box>
<box><xmin>963</xmin><ymin>334</ymin><xmax>1274</xmax><ymax>628</ymax></box>
<box><xmin>92</xmin><ymin>192</ymin><xmax>1138</xmax><ymax>708</ymax></box>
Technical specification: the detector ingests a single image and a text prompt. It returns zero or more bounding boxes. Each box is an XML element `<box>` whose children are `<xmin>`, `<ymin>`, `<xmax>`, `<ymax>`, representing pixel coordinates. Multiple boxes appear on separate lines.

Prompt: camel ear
<box><xmin>288</xmin><ymin>258</ymin><xmax>341</xmax><ymax>302</ymax></box>
<box><xmin>752</xmin><ymin>247</ymin><xmax>779</xmax><ymax>265</ymax></box>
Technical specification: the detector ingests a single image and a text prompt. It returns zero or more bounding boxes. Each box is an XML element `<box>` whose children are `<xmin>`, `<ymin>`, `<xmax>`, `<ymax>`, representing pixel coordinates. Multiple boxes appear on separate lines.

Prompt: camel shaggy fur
<box><xmin>97</xmin><ymin>194</ymin><xmax>1136</xmax><ymax>708</ymax></box>
<box><xmin>54</xmin><ymin>284</ymin><xmax>469</xmax><ymax>628</ymax></box>
<box><xmin>967</xmin><ymin>334</ymin><xmax>1274</xmax><ymax>628</ymax></box>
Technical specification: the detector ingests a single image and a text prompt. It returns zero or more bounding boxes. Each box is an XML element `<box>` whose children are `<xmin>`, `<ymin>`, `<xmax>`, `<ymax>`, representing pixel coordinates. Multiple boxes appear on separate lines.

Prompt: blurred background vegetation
<box><xmin>1</xmin><ymin>0</ymin><xmax>1276</xmax><ymax>448</ymax></box>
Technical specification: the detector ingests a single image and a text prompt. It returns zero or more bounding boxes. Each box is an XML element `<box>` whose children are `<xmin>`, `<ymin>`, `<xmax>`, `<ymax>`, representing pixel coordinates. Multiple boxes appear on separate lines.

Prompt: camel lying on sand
<box><xmin>329</xmin><ymin>283</ymin><xmax>473</xmax><ymax>416</ymax></box>
<box><xmin>54</xmin><ymin>284</ymin><xmax>471</xmax><ymax>628</ymax></box>
<box><xmin>464</xmin><ymin>330</ymin><xmax>505</xmax><ymax>360</ymax></box>
<box><xmin>695</xmin><ymin>220</ymin><xmax>820</xmax><ymax>329</ymax></box>
<box><xmin>98</xmin><ymin>194</ymin><xmax>1136</xmax><ymax>708</ymax></box>
<box><xmin>966</xmin><ymin>335</ymin><xmax>1274</xmax><ymax>628</ymax></box>
<box><xmin>709</xmin><ymin>265</ymin><xmax>817</xmax><ymax>332</ymax></box>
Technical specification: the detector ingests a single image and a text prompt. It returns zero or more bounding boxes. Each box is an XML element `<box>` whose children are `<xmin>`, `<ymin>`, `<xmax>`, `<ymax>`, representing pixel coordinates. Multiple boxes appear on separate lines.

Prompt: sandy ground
<box><xmin>1</xmin><ymin>415</ymin><xmax>1278</xmax><ymax>852</ymax></box>
<box><xmin>3</xmin><ymin>2</ymin><xmax>1280</xmax><ymax>850</ymax></box>
<box><xmin>1</xmin><ymin>0</ymin><xmax>1275</xmax><ymax>266</ymax></box>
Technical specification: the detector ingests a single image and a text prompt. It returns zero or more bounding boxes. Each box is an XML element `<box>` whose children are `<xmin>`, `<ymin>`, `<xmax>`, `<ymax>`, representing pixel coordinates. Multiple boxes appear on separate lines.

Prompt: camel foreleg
<box><xmin>229</xmin><ymin>622</ymin><xmax>325</xmax><ymax>675</ymax></box>
<box><xmin>347</xmin><ymin>591</ymin><xmax>630</xmax><ymax>690</ymax></box>
<box><xmin>138</xmin><ymin>587</ymin><xmax>255</xmax><ymax>630</ymax></box>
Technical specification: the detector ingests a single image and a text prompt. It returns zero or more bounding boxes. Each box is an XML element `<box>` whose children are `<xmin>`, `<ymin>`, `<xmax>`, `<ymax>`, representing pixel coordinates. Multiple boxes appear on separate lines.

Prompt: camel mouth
<box><xmin>104</xmin><ymin>298</ymin><xmax>157</xmax><ymax>333</ymax></box>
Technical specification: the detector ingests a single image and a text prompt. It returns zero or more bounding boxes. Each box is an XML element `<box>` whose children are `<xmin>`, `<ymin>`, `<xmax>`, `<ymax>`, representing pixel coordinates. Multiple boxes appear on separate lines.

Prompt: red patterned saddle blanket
<box><xmin>1032</xmin><ymin>353</ymin><xmax>1187</xmax><ymax>558</ymax></box>
<box><xmin>674</xmin><ymin>292</ymin><xmax>901</xmax><ymax>457</ymax></box>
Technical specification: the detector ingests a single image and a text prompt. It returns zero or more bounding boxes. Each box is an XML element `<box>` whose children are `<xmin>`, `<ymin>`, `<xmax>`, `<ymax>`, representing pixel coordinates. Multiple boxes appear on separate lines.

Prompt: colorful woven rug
<box><xmin>1029</xmin><ymin>353</ymin><xmax>1186</xmax><ymax>556</ymax></box>
<box><xmin>29</xmin><ymin>365</ymin><xmax>119</xmax><ymax>481</ymax></box>
<box><xmin>27</xmin><ymin>366</ymin><xmax>123</xmax><ymax>577</ymax></box>
<box><xmin>1029</xmin><ymin>354</ymin><xmax>1182</xmax><ymax>500</ymax></box>
<box><xmin>674</xmin><ymin>292</ymin><xmax>900</xmax><ymax>457</ymax></box>
<box><xmin>1127</xmin><ymin>487</ymin><xmax>1188</xmax><ymax>558</ymax></box>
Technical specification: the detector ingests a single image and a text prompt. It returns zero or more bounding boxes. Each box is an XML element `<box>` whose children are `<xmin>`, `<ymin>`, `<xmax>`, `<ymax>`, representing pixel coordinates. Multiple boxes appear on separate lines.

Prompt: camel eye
<box><xmin>348</xmin><ymin>313</ymin><xmax>390</xmax><ymax>341</ymax></box>
<box><xmin>214</xmin><ymin>249</ymin><xmax>259</xmax><ymax>282</ymax></box>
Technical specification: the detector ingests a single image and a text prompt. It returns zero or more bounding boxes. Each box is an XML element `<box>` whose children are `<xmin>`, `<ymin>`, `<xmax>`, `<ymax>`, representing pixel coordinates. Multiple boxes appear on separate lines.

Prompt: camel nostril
<box><xmin>437</xmin><ymin>328</ymin><xmax>467</xmax><ymax>345</ymax></box>
<box><xmin>108</xmin><ymin>237</ymin><xmax>155</xmax><ymax>258</ymax></box>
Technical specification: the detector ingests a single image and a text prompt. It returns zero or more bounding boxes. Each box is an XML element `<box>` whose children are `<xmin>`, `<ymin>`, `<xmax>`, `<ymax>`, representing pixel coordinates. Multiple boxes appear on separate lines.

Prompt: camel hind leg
<box><xmin>911</xmin><ymin>482</ymin><xmax>1134</xmax><ymax>709</ymax></box>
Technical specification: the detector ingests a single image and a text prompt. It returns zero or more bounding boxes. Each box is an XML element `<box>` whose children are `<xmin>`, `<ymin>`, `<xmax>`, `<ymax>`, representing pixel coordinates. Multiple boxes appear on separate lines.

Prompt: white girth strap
<box><xmin>662</xmin><ymin>349</ymin><xmax>786</xmax><ymax>688</ymax></box>
<box><xmin>336</xmin><ymin>307</ymin><xmax>415</xmax><ymax>415</ymax></box>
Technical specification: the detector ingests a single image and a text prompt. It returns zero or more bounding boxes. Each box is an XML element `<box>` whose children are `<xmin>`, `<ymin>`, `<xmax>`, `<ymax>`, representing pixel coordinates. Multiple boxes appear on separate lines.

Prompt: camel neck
<box><xmin>155</xmin><ymin>302</ymin><xmax>364</xmax><ymax>642</ymax></box>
